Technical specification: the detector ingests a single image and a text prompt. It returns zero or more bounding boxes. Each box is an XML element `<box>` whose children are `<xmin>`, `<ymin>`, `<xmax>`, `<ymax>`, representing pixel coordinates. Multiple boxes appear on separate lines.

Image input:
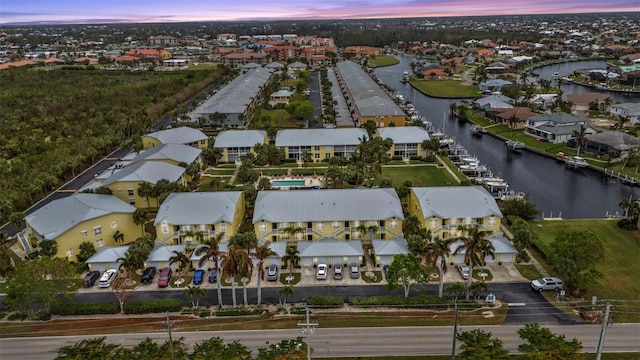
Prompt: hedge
<box><xmin>306</xmin><ymin>295</ymin><xmax>344</xmax><ymax>307</ymax></box>
<box><xmin>52</xmin><ymin>302</ymin><xmax>119</xmax><ymax>316</ymax></box>
<box><xmin>124</xmin><ymin>299</ymin><xmax>182</xmax><ymax>314</ymax></box>
<box><xmin>348</xmin><ymin>295</ymin><xmax>450</xmax><ymax>309</ymax></box>
<box><xmin>215</xmin><ymin>308</ymin><xmax>261</xmax><ymax>316</ymax></box>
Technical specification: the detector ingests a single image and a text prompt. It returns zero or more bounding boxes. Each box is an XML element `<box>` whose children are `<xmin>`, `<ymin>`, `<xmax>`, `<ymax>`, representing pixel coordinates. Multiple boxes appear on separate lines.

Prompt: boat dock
<box><xmin>603</xmin><ymin>169</ymin><xmax>640</xmax><ymax>186</ymax></box>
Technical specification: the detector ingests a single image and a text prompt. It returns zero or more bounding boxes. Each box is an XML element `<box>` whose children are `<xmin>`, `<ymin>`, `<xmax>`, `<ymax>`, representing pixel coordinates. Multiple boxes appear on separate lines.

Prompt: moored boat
<box><xmin>505</xmin><ymin>140</ymin><xmax>526</xmax><ymax>152</ymax></box>
<box><xmin>564</xmin><ymin>156</ymin><xmax>588</xmax><ymax>169</ymax></box>
<box><xmin>470</xmin><ymin>124</ymin><xmax>486</xmax><ymax>136</ymax></box>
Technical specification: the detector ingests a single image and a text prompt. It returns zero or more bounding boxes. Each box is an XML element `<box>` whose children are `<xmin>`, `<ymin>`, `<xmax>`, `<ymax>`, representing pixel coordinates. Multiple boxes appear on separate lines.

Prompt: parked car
<box><xmin>157</xmin><ymin>267</ymin><xmax>173</xmax><ymax>288</ymax></box>
<box><xmin>208</xmin><ymin>269</ymin><xmax>217</xmax><ymax>283</ymax></box>
<box><xmin>98</xmin><ymin>269</ymin><xmax>117</xmax><ymax>288</ymax></box>
<box><xmin>84</xmin><ymin>271</ymin><xmax>100</xmax><ymax>287</ymax></box>
<box><xmin>141</xmin><ymin>267</ymin><xmax>157</xmax><ymax>284</ymax></box>
<box><xmin>531</xmin><ymin>277</ymin><xmax>563</xmax><ymax>292</ymax></box>
<box><xmin>383</xmin><ymin>265</ymin><xmax>390</xmax><ymax>280</ymax></box>
<box><xmin>457</xmin><ymin>265</ymin><xmax>470</xmax><ymax>280</ymax></box>
<box><xmin>193</xmin><ymin>269</ymin><xmax>205</xmax><ymax>285</ymax></box>
<box><xmin>349</xmin><ymin>263</ymin><xmax>360</xmax><ymax>279</ymax></box>
<box><xmin>316</xmin><ymin>264</ymin><xmax>328</xmax><ymax>280</ymax></box>
<box><xmin>333</xmin><ymin>264</ymin><xmax>343</xmax><ymax>280</ymax></box>
<box><xmin>267</xmin><ymin>264</ymin><xmax>278</xmax><ymax>281</ymax></box>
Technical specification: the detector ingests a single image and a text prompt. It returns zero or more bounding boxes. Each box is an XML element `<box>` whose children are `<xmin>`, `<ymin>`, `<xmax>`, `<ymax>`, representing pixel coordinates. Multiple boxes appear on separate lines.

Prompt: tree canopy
<box><xmin>548</xmin><ymin>230</ymin><xmax>605</xmax><ymax>291</ymax></box>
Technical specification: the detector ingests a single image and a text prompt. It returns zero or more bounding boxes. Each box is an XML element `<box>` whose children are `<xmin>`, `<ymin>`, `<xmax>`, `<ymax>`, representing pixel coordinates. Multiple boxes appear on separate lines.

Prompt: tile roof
<box><xmin>154</xmin><ymin>192</ymin><xmax>243</xmax><ymax>226</ymax></box>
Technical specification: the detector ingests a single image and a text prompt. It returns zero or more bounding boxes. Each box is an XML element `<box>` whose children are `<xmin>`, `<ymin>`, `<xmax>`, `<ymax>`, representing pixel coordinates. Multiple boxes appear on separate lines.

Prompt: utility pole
<box><xmin>165</xmin><ymin>312</ymin><xmax>175</xmax><ymax>360</ymax></box>
<box><xmin>596</xmin><ymin>301</ymin><xmax>611</xmax><ymax>360</ymax></box>
<box><xmin>451</xmin><ymin>302</ymin><xmax>459</xmax><ymax>360</ymax></box>
<box><xmin>298</xmin><ymin>306</ymin><xmax>318</xmax><ymax>360</ymax></box>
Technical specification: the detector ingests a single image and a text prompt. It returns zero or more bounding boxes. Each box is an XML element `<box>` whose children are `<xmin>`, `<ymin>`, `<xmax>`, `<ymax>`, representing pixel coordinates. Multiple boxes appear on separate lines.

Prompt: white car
<box><xmin>316</xmin><ymin>264</ymin><xmax>328</xmax><ymax>280</ymax></box>
<box><xmin>457</xmin><ymin>265</ymin><xmax>470</xmax><ymax>280</ymax></box>
<box><xmin>98</xmin><ymin>269</ymin><xmax>118</xmax><ymax>288</ymax></box>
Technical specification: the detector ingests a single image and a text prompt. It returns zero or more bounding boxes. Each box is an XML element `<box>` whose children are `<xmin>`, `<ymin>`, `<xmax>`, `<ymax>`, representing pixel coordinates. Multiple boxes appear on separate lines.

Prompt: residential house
<box><xmin>484</xmin><ymin>61</ymin><xmax>513</xmax><ymax>74</ymax></box>
<box><xmin>149</xmin><ymin>36</ymin><xmax>178</xmax><ymax>46</ymax></box>
<box><xmin>478</xmin><ymin>79</ymin><xmax>513</xmax><ymax>91</ymax></box>
<box><xmin>474</xmin><ymin>94</ymin><xmax>514</xmax><ymax>111</ymax></box>
<box><xmin>253</xmin><ymin>189</ymin><xmax>404</xmax><ymax>243</ymax></box>
<box><xmin>85</xmin><ymin>246</ymin><xmax>130</xmax><ymax>271</ymax></box>
<box><xmin>582</xmin><ymin>131</ymin><xmax>640</xmax><ymax>158</ymax></box>
<box><xmin>449</xmin><ymin>234</ymin><xmax>518</xmax><ymax>264</ymax></box>
<box><xmin>610</xmin><ymin>103</ymin><xmax>640</xmax><ymax>125</ymax></box>
<box><xmin>275</xmin><ymin>128</ymin><xmax>367</xmax><ymax>161</ymax></box>
<box><xmin>524</xmin><ymin>112</ymin><xmax>592</xmax><ymax>144</ymax></box>
<box><xmin>489</xmin><ymin>107</ymin><xmax>538</xmax><ymax>129</ymax></box>
<box><xmin>128</xmin><ymin>143</ymin><xmax>202</xmax><ymax>168</ymax></box>
<box><xmin>297</xmin><ymin>240</ymin><xmax>364</xmax><ymax>267</ymax></box>
<box><xmin>21</xmin><ymin>194</ymin><xmax>142</xmax><ymax>259</ymax></box>
<box><xmin>372</xmin><ymin>239</ymin><xmax>409</xmax><ymax>266</ymax></box>
<box><xmin>190</xmin><ymin>242</ymin><xmax>231</xmax><ymax>270</ymax></box>
<box><xmin>376</xmin><ymin>127</ymin><xmax>430</xmax><ymax>158</ymax></box>
<box><xmin>420</xmin><ymin>64</ymin><xmax>447</xmax><ymax>78</ymax></box>
<box><xmin>265</xmin><ymin>62</ymin><xmax>285</xmax><ymax>72</ymax></box>
<box><xmin>154</xmin><ymin>191</ymin><xmax>245</xmax><ymax>245</ymax></box>
<box><xmin>126</xmin><ymin>49</ymin><xmax>171</xmax><ymax>62</ymax></box>
<box><xmin>408</xmin><ymin>186</ymin><xmax>503</xmax><ymax>240</ymax></box>
<box><xmin>269</xmin><ymin>89</ymin><xmax>294</xmax><ymax>106</ymax></box>
<box><xmin>566</xmin><ymin>92</ymin><xmax>608</xmax><ymax>116</ymax></box>
<box><xmin>146</xmin><ymin>244</ymin><xmax>187</xmax><ymax>272</ymax></box>
<box><xmin>163</xmin><ymin>59</ymin><xmax>192</xmax><ymax>68</ymax></box>
<box><xmin>214</xmin><ymin>130</ymin><xmax>268</xmax><ymax>163</ymax></box>
<box><xmin>142</xmin><ymin>127</ymin><xmax>209</xmax><ymax>149</ymax></box>
<box><xmin>287</xmin><ymin>61</ymin><xmax>307</xmax><ymax>77</ymax></box>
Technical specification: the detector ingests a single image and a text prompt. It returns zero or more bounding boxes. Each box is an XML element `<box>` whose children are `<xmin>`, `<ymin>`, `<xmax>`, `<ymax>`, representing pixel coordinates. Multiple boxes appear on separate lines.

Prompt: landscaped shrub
<box><xmin>7</xmin><ymin>312</ymin><xmax>28</xmax><ymax>321</ymax></box>
<box><xmin>124</xmin><ymin>299</ymin><xmax>182</xmax><ymax>314</ymax></box>
<box><xmin>52</xmin><ymin>302</ymin><xmax>119</xmax><ymax>316</ymax></box>
<box><xmin>306</xmin><ymin>295</ymin><xmax>344</xmax><ymax>307</ymax></box>
<box><xmin>215</xmin><ymin>307</ymin><xmax>260</xmax><ymax>316</ymax></box>
<box><xmin>348</xmin><ymin>295</ymin><xmax>450</xmax><ymax>309</ymax></box>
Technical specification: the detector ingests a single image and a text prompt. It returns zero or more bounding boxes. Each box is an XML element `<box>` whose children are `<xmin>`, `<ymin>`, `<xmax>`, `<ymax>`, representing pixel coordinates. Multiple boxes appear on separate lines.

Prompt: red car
<box><xmin>157</xmin><ymin>267</ymin><xmax>172</xmax><ymax>288</ymax></box>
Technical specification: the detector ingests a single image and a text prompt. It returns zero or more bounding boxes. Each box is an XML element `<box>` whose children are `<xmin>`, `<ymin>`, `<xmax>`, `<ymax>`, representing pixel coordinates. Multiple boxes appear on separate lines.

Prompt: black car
<box><xmin>83</xmin><ymin>271</ymin><xmax>100</xmax><ymax>287</ymax></box>
<box><xmin>141</xmin><ymin>267</ymin><xmax>157</xmax><ymax>284</ymax></box>
<box><xmin>383</xmin><ymin>265</ymin><xmax>390</xmax><ymax>280</ymax></box>
<box><xmin>208</xmin><ymin>269</ymin><xmax>217</xmax><ymax>283</ymax></box>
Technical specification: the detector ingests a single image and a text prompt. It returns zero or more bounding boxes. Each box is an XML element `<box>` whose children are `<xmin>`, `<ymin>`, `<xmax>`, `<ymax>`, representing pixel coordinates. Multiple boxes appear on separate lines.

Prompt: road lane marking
<box><xmin>339</xmin><ymin>339</ymin><xmax>364</xmax><ymax>344</ymax></box>
<box><xmin>507</xmin><ymin>303</ymin><xmax>526</xmax><ymax>306</ymax></box>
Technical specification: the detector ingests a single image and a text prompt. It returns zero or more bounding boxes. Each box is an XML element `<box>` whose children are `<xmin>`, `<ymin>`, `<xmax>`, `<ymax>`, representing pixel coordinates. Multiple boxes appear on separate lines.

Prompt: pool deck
<box><xmin>266</xmin><ymin>175</ymin><xmax>325</xmax><ymax>189</ymax></box>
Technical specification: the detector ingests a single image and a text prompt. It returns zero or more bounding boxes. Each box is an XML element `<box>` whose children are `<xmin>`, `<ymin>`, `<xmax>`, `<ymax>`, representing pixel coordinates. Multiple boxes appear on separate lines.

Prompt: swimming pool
<box><xmin>271</xmin><ymin>179</ymin><xmax>306</xmax><ymax>187</ymax></box>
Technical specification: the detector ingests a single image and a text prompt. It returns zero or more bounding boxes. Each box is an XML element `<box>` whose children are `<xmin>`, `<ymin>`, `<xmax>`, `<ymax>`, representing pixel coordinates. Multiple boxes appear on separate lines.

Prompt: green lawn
<box><xmin>369</xmin><ymin>56</ymin><xmax>400</xmax><ymax>67</ymax></box>
<box><xmin>255</xmin><ymin>109</ymin><xmax>300</xmax><ymax>128</ymax></box>
<box><xmin>380</xmin><ymin>165</ymin><xmax>458</xmax><ymax>187</ymax></box>
<box><xmin>529</xmin><ymin>220</ymin><xmax>640</xmax><ymax>321</ymax></box>
<box><xmin>185</xmin><ymin>63</ymin><xmax>217</xmax><ymax>70</ymax></box>
<box><xmin>515</xmin><ymin>264</ymin><xmax>542</xmax><ymax>281</ymax></box>
<box><xmin>410</xmin><ymin>79</ymin><xmax>481</xmax><ymax>98</ymax></box>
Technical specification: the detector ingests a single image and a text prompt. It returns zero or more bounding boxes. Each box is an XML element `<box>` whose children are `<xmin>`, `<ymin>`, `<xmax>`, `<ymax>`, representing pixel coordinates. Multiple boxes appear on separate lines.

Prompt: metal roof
<box><xmin>154</xmin><ymin>192</ymin><xmax>243</xmax><ymax>226</ymax></box>
<box><xmin>147</xmin><ymin>244</ymin><xmax>187</xmax><ymax>262</ymax></box>
<box><xmin>86</xmin><ymin>246</ymin><xmax>130</xmax><ymax>264</ymax></box>
<box><xmin>298</xmin><ymin>240</ymin><xmax>364</xmax><ymax>257</ymax></box>
<box><xmin>129</xmin><ymin>144</ymin><xmax>201</xmax><ymax>165</ymax></box>
<box><xmin>327</xmin><ymin>68</ymin><xmax>353</xmax><ymax>127</ymax></box>
<box><xmin>275</xmin><ymin>128</ymin><xmax>367</xmax><ymax>147</ymax></box>
<box><xmin>253</xmin><ymin>188</ymin><xmax>404</xmax><ymax>223</ymax></box>
<box><xmin>372</xmin><ymin>239</ymin><xmax>409</xmax><ymax>256</ymax></box>
<box><xmin>411</xmin><ymin>186</ymin><xmax>502</xmax><ymax>219</ymax></box>
<box><xmin>450</xmin><ymin>234</ymin><xmax>517</xmax><ymax>255</ymax></box>
<box><xmin>100</xmin><ymin>161</ymin><xmax>185</xmax><ymax>187</ymax></box>
<box><xmin>25</xmin><ymin>194</ymin><xmax>136</xmax><ymax>240</ymax></box>
<box><xmin>145</xmin><ymin>127</ymin><xmax>208</xmax><ymax>145</ymax></box>
<box><xmin>377</xmin><ymin>126</ymin><xmax>430</xmax><ymax>144</ymax></box>
<box><xmin>214</xmin><ymin>130</ymin><xmax>266</xmax><ymax>148</ymax></box>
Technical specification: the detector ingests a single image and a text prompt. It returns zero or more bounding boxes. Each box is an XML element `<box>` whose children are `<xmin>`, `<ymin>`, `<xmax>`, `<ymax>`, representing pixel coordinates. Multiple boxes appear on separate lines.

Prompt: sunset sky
<box><xmin>2</xmin><ymin>0</ymin><xmax>638</xmax><ymax>25</ymax></box>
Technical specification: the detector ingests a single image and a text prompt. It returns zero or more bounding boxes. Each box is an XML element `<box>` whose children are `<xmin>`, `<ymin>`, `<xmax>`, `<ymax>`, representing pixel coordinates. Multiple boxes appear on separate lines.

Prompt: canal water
<box><xmin>374</xmin><ymin>56</ymin><xmax>640</xmax><ymax>219</ymax></box>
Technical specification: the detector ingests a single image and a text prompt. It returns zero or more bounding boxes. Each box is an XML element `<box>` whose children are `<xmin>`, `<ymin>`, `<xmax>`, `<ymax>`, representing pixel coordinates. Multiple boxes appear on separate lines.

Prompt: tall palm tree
<box><xmin>196</xmin><ymin>233</ymin><xmax>225</xmax><ymax>307</ymax></box>
<box><xmin>169</xmin><ymin>250</ymin><xmax>190</xmax><ymax>280</ymax></box>
<box><xmin>183</xmin><ymin>285</ymin><xmax>206</xmax><ymax>308</ymax></box>
<box><xmin>277</xmin><ymin>285</ymin><xmax>295</xmax><ymax>307</ymax></box>
<box><xmin>281</xmin><ymin>245</ymin><xmax>300</xmax><ymax>278</ymax></box>
<box><xmin>236</xmin><ymin>249</ymin><xmax>253</xmax><ymax>307</ymax></box>
<box><xmin>132</xmin><ymin>208</ymin><xmax>148</xmax><ymax>234</ymax></box>
<box><xmin>255</xmin><ymin>243</ymin><xmax>278</xmax><ymax>307</ymax></box>
<box><xmin>136</xmin><ymin>182</ymin><xmax>154</xmax><ymax>208</ymax></box>
<box><xmin>453</xmin><ymin>226</ymin><xmax>493</xmax><ymax>301</ymax></box>
<box><xmin>221</xmin><ymin>244</ymin><xmax>247</xmax><ymax>307</ymax></box>
<box><xmin>572</xmin><ymin>125</ymin><xmax>588</xmax><ymax>157</ymax></box>
<box><xmin>112</xmin><ymin>230</ymin><xmax>124</xmax><ymax>245</ymax></box>
<box><xmin>425</xmin><ymin>237</ymin><xmax>456</xmax><ymax>298</ymax></box>
<box><xmin>117</xmin><ymin>252</ymin><xmax>144</xmax><ymax>280</ymax></box>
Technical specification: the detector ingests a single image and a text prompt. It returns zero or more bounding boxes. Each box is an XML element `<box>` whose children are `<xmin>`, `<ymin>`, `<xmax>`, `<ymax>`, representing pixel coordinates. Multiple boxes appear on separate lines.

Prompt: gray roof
<box><xmin>537</xmin><ymin>123</ymin><xmax>584</xmax><ymax>136</ymax></box>
<box><xmin>190</xmin><ymin>68</ymin><xmax>271</xmax><ymax>118</ymax></box>
<box><xmin>190</xmin><ymin>243</ymin><xmax>231</xmax><ymax>262</ymax></box>
<box><xmin>335</xmin><ymin>60</ymin><xmax>404</xmax><ymax>118</ymax></box>
<box><xmin>147</xmin><ymin>244</ymin><xmax>187</xmax><ymax>262</ymax></box>
<box><xmin>611</xmin><ymin>102</ymin><xmax>640</xmax><ymax>114</ymax></box>
<box><xmin>101</xmin><ymin>161</ymin><xmax>185</xmax><ymax>187</ymax></box>
<box><xmin>266</xmin><ymin>62</ymin><xmax>284</xmax><ymax>69</ymax></box>
<box><xmin>214</xmin><ymin>130</ymin><xmax>266</xmax><ymax>148</ymax></box>
<box><xmin>145</xmin><ymin>127</ymin><xmax>208</xmax><ymax>145</ymax></box>
<box><xmin>586</xmin><ymin>131</ymin><xmax>640</xmax><ymax>151</ymax></box>
<box><xmin>298</xmin><ymin>240</ymin><xmax>364</xmax><ymax>257</ymax></box>
<box><xmin>129</xmin><ymin>144</ymin><xmax>201</xmax><ymax>165</ymax></box>
<box><xmin>474</xmin><ymin>97</ymin><xmax>513</xmax><ymax>109</ymax></box>
<box><xmin>253</xmin><ymin>189</ymin><xmax>404</xmax><ymax>223</ymax></box>
<box><xmin>372</xmin><ymin>239</ymin><xmax>409</xmax><ymax>256</ymax></box>
<box><xmin>528</xmin><ymin>112</ymin><xmax>587</xmax><ymax>124</ymax></box>
<box><xmin>276</xmin><ymin>128</ymin><xmax>367</xmax><ymax>147</ymax></box>
<box><xmin>327</xmin><ymin>68</ymin><xmax>354</xmax><ymax>127</ymax></box>
<box><xmin>25</xmin><ymin>194</ymin><xmax>136</xmax><ymax>240</ymax></box>
<box><xmin>154</xmin><ymin>192</ymin><xmax>243</xmax><ymax>226</ymax></box>
<box><xmin>450</xmin><ymin>234</ymin><xmax>517</xmax><ymax>255</ymax></box>
<box><xmin>411</xmin><ymin>186</ymin><xmax>503</xmax><ymax>219</ymax></box>
<box><xmin>271</xmin><ymin>89</ymin><xmax>293</xmax><ymax>97</ymax></box>
<box><xmin>377</xmin><ymin>126</ymin><xmax>430</xmax><ymax>144</ymax></box>
<box><xmin>288</xmin><ymin>61</ymin><xmax>307</xmax><ymax>69</ymax></box>
<box><xmin>86</xmin><ymin>246</ymin><xmax>130</xmax><ymax>264</ymax></box>
<box><xmin>480</xmin><ymin>79</ymin><xmax>513</xmax><ymax>87</ymax></box>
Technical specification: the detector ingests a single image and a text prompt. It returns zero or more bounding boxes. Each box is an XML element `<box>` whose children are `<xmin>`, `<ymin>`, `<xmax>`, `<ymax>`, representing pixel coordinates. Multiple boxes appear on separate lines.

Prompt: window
<box><xmin>220</xmin><ymin>223</ymin><xmax>227</xmax><ymax>232</ymax></box>
<box><xmin>129</xmin><ymin>198</ymin><xmax>136</xmax><ymax>205</ymax></box>
<box><xmin>96</xmin><ymin>239</ymin><xmax>104</xmax><ymax>247</ymax></box>
<box><xmin>353</xmin><ymin>220</ymin><xmax>360</xmax><ymax>227</ymax></box>
<box><xmin>488</xmin><ymin>217</ymin><xmax>497</xmax><ymax>226</ymax></box>
<box><xmin>315</xmin><ymin>153</ymin><xmax>320</xmax><ymax>159</ymax></box>
<box><xmin>259</xmin><ymin>223</ymin><xmax>268</xmax><ymax>231</ymax></box>
<box><xmin>93</xmin><ymin>226</ymin><xmax>102</xmax><ymax>235</ymax></box>
<box><xmin>389</xmin><ymin>219</ymin><xmax>398</xmax><ymax>228</ymax></box>
<box><xmin>379</xmin><ymin>220</ymin><xmax>385</xmax><ymax>227</ymax></box>
<box><xmin>429</xmin><ymin>218</ymin><xmax>438</xmax><ymax>227</ymax></box>
<box><xmin>199</xmin><ymin>224</ymin><xmax>207</xmax><ymax>231</ymax></box>
<box><xmin>314</xmin><ymin>146</ymin><xmax>320</xmax><ymax>151</ymax></box>
<box><xmin>117</xmin><ymin>189</ymin><xmax>123</xmax><ymax>195</ymax></box>
<box><xmin>332</xmin><ymin>221</ymin><xmax>340</xmax><ymax>229</ymax></box>
<box><xmin>81</xmin><ymin>230</ymin><xmax>88</xmax><ymax>238</ymax></box>
<box><xmin>127</xmin><ymin>189</ymin><xmax>134</xmax><ymax>196</ymax></box>
<box><xmin>111</xmin><ymin>221</ymin><xmax>117</xmax><ymax>229</ymax></box>
<box><xmin>316</xmin><ymin>222</ymin><xmax>324</xmax><ymax>229</ymax></box>
<box><xmin>66</xmin><ymin>249</ymin><xmax>72</xmax><ymax>257</ymax></box>
<box><xmin>161</xmin><ymin>223</ymin><xmax>169</xmax><ymax>233</ymax></box>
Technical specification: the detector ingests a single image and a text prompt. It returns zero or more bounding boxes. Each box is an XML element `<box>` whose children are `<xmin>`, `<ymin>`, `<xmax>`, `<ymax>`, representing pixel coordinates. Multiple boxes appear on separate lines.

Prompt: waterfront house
<box><xmin>21</xmin><ymin>194</ymin><xmax>142</xmax><ymax>259</ymax></box>
<box><xmin>566</xmin><ymin>92</ymin><xmax>608</xmax><ymax>117</ymax></box>
<box><xmin>376</xmin><ymin>126</ymin><xmax>430</xmax><ymax>158</ymax></box>
<box><xmin>408</xmin><ymin>186</ymin><xmax>502</xmax><ymax>240</ymax></box>
<box><xmin>213</xmin><ymin>130</ymin><xmax>268</xmax><ymax>163</ymax></box>
<box><xmin>610</xmin><ymin>103</ymin><xmax>640</xmax><ymax>125</ymax></box>
<box><xmin>142</xmin><ymin>127</ymin><xmax>209</xmax><ymax>150</ymax></box>
<box><xmin>253</xmin><ymin>188</ymin><xmax>404</xmax><ymax>243</ymax></box>
<box><xmin>582</xmin><ymin>131</ymin><xmax>640</xmax><ymax>158</ymax></box>
<box><xmin>275</xmin><ymin>128</ymin><xmax>367</xmax><ymax>161</ymax></box>
<box><xmin>524</xmin><ymin>112</ymin><xmax>593</xmax><ymax>144</ymax></box>
<box><xmin>154</xmin><ymin>191</ymin><xmax>245</xmax><ymax>245</ymax></box>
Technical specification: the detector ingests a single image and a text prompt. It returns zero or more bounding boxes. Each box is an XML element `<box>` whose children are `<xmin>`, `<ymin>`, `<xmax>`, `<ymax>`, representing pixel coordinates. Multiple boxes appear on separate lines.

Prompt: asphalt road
<box><xmin>1</xmin><ymin>324</ymin><xmax>638</xmax><ymax>359</ymax></box>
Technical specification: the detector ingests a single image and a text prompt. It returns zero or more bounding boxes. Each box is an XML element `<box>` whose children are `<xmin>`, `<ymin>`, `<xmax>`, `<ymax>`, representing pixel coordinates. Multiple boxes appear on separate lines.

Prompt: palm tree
<box><xmin>255</xmin><ymin>243</ymin><xmax>278</xmax><ymax>307</ymax></box>
<box><xmin>615</xmin><ymin>115</ymin><xmax>630</xmax><ymax>130</ymax></box>
<box><xmin>169</xmin><ymin>250</ymin><xmax>190</xmax><ymax>280</ymax></box>
<box><xmin>281</xmin><ymin>245</ymin><xmax>300</xmax><ymax>279</ymax></box>
<box><xmin>137</xmin><ymin>182</ymin><xmax>154</xmax><ymax>208</ymax></box>
<box><xmin>132</xmin><ymin>208</ymin><xmax>148</xmax><ymax>234</ymax></box>
<box><xmin>470</xmin><ymin>281</ymin><xmax>489</xmax><ymax>300</ymax></box>
<box><xmin>453</xmin><ymin>226</ymin><xmax>493</xmax><ymax>301</ymax></box>
<box><xmin>117</xmin><ymin>252</ymin><xmax>144</xmax><ymax>280</ymax></box>
<box><xmin>425</xmin><ymin>237</ymin><xmax>456</xmax><ymax>298</ymax></box>
<box><xmin>277</xmin><ymin>285</ymin><xmax>295</xmax><ymax>307</ymax></box>
<box><xmin>446</xmin><ymin>282</ymin><xmax>466</xmax><ymax>302</ymax></box>
<box><xmin>112</xmin><ymin>230</ymin><xmax>125</xmax><ymax>246</ymax></box>
<box><xmin>619</xmin><ymin>196</ymin><xmax>639</xmax><ymax>219</ymax></box>
<box><xmin>282</xmin><ymin>225</ymin><xmax>304</xmax><ymax>242</ymax></box>
<box><xmin>572</xmin><ymin>125</ymin><xmax>588</xmax><ymax>157</ymax></box>
<box><xmin>221</xmin><ymin>244</ymin><xmax>247</xmax><ymax>307</ymax></box>
<box><xmin>236</xmin><ymin>249</ymin><xmax>253</xmax><ymax>308</ymax></box>
<box><xmin>195</xmin><ymin>233</ymin><xmax>225</xmax><ymax>307</ymax></box>
<box><xmin>184</xmin><ymin>285</ymin><xmax>206</xmax><ymax>308</ymax></box>
<box><xmin>77</xmin><ymin>241</ymin><xmax>96</xmax><ymax>263</ymax></box>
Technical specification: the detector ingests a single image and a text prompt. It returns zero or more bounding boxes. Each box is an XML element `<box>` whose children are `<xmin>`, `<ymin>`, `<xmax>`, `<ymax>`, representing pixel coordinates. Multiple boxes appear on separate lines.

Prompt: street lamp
<box><xmin>297</xmin><ymin>306</ymin><xmax>318</xmax><ymax>360</ymax></box>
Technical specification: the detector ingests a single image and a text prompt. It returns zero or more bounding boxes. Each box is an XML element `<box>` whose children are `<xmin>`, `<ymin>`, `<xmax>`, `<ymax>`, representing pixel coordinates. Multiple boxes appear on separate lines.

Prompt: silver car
<box><xmin>317</xmin><ymin>264</ymin><xmax>328</xmax><ymax>280</ymax></box>
<box><xmin>531</xmin><ymin>277</ymin><xmax>563</xmax><ymax>292</ymax></box>
<box><xmin>457</xmin><ymin>265</ymin><xmax>470</xmax><ymax>280</ymax></box>
<box><xmin>333</xmin><ymin>264</ymin><xmax>343</xmax><ymax>280</ymax></box>
<box><xmin>349</xmin><ymin>263</ymin><xmax>360</xmax><ymax>279</ymax></box>
<box><xmin>267</xmin><ymin>264</ymin><xmax>278</xmax><ymax>281</ymax></box>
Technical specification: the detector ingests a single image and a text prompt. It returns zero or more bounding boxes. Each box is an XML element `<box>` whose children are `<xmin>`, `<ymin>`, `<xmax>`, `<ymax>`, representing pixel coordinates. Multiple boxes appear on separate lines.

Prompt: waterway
<box><xmin>374</xmin><ymin>56</ymin><xmax>640</xmax><ymax>219</ymax></box>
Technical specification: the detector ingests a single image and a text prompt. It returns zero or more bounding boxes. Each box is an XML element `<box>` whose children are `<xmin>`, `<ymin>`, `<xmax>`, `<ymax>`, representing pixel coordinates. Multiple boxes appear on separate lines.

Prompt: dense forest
<box><xmin>0</xmin><ymin>67</ymin><xmax>228</xmax><ymax>224</ymax></box>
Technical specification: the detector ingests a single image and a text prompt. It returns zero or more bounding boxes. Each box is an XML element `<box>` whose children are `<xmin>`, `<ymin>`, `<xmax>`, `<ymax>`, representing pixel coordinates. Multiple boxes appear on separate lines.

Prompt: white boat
<box><xmin>560</xmin><ymin>76</ymin><xmax>573</xmax><ymax>84</ymax></box>
<box><xmin>499</xmin><ymin>190</ymin><xmax>526</xmax><ymax>201</ymax></box>
<box><xmin>565</xmin><ymin>156</ymin><xmax>588</xmax><ymax>169</ymax></box>
<box><xmin>505</xmin><ymin>140</ymin><xmax>526</xmax><ymax>152</ymax></box>
<box><xmin>552</xmin><ymin>72</ymin><xmax>559</xmax><ymax>79</ymax></box>
<box><xmin>470</xmin><ymin>125</ymin><xmax>486</xmax><ymax>136</ymax></box>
